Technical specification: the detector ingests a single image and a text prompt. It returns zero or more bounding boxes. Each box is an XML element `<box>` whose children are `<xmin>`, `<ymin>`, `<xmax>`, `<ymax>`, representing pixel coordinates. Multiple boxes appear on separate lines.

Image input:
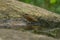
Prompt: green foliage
<box><xmin>50</xmin><ymin>0</ymin><xmax>57</xmax><ymax>4</ymax></box>
<box><xmin>56</xmin><ymin>6</ymin><xmax>60</xmax><ymax>13</ymax></box>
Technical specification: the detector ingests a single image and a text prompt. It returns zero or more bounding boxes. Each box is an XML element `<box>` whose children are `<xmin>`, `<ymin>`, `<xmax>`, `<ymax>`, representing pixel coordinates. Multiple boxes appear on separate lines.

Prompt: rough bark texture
<box><xmin>0</xmin><ymin>29</ymin><xmax>58</xmax><ymax>40</ymax></box>
<box><xmin>0</xmin><ymin>0</ymin><xmax>60</xmax><ymax>40</ymax></box>
<box><xmin>0</xmin><ymin>0</ymin><xmax>60</xmax><ymax>28</ymax></box>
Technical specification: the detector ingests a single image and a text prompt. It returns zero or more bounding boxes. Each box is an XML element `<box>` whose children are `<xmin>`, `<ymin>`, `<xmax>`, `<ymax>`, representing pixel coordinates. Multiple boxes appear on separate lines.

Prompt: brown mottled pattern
<box><xmin>0</xmin><ymin>29</ymin><xmax>58</xmax><ymax>40</ymax></box>
<box><xmin>0</xmin><ymin>0</ymin><xmax>60</xmax><ymax>22</ymax></box>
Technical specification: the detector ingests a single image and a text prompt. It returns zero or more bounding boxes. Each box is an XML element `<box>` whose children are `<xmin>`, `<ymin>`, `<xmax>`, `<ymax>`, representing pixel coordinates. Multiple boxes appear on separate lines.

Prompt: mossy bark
<box><xmin>0</xmin><ymin>0</ymin><xmax>60</xmax><ymax>38</ymax></box>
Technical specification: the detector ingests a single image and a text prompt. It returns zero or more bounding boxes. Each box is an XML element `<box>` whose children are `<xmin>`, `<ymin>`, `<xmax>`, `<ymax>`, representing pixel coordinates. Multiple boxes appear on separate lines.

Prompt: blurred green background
<box><xmin>19</xmin><ymin>0</ymin><xmax>60</xmax><ymax>14</ymax></box>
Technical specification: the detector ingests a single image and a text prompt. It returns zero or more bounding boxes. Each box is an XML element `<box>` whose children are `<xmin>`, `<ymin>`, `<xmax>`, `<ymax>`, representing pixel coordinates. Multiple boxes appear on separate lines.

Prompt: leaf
<box><xmin>50</xmin><ymin>0</ymin><xmax>57</xmax><ymax>4</ymax></box>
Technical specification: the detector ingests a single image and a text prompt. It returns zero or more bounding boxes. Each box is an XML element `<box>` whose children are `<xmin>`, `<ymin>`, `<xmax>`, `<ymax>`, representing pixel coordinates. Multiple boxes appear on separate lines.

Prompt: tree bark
<box><xmin>0</xmin><ymin>0</ymin><xmax>60</xmax><ymax>28</ymax></box>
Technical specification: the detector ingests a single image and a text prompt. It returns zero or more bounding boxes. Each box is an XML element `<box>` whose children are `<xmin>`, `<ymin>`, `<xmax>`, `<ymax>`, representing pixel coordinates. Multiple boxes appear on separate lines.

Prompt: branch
<box><xmin>0</xmin><ymin>0</ymin><xmax>60</xmax><ymax>28</ymax></box>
